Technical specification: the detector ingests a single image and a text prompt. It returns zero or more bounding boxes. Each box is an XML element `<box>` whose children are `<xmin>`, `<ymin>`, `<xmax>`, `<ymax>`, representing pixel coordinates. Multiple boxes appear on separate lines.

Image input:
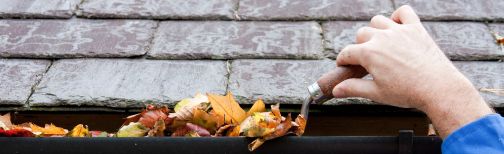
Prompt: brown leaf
<box><xmin>247</xmin><ymin>99</ymin><xmax>266</xmax><ymax>116</ymax></box>
<box><xmin>0</xmin><ymin>113</ymin><xmax>12</xmax><ymax>130</ymax></box>
<box><xmin>147</xmin><ymin>120</ymin><xmax>166</xmax><ymax>137</ymax></box>
<box><xmin>249</xmin><ymin>114</ymin><xmax>294</xmax><ymax>151</ymax></box>
<box><xmin>208</xmin><ymin>92</ymin><xmax>247</xmax><ymax>124</ymax></box>
<box><xmin>123</xmin><ymin>105</ymin><xmax>172</xmax><ymax>128</ymax></box>
<box><xmin>171</xmin><ymin>123</ymin><xmax>210</xmax><ymax>137</ymax></box>
<box><xmin>249</xmin><ymin>138</ymin><xmax>265</xmax><ymax>152</ymax></box>
<box><xmin>493</xmin><ymin>32</ymin><xmax>504</xmax><ymax>45</ymax></box>
<box><xmin>214</xmin><ymin>124</ymin><xmax>233</xmax><ymax>136</ymax></box>
<box><xmin>294</xmin><ymin>114</ymin><xmax>306</xmax><ymax>136</ymax></box>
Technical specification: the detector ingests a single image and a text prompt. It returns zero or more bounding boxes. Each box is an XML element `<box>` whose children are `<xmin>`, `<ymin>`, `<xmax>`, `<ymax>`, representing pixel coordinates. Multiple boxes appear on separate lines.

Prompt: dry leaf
<box><xmin>192</xmin><ymin>109</ymin><xmax>219</xmax><ymax>133</ymax></box>
<box><xmin>239</xmin><ymin>112</ymin><xmax>280</xmax><ymax>137</ymax></box>
<box><xmin>249</xmin><ymin>114</ymin><xmax>293</xmax><ymax>151</ymax></box>
<box><xmin>67</xmin><ymin>124</ymin><xmax>90</xmax><ymax>137</ymax></box>
<box><xmin>207</xmin><ymin>92</ymin><xmax>246</xmax><ymax>124</ymax></box>
<box><xmin>494</xmin><ymin>32</ymin><xmax>504</xmax><ymax>45</ymax></box>
<box><xmin>30</xmin><ymin>123</ymin><xmax>67</xmax><ymax>136</ymax></box>
<box><xmin>147</xmin><ymin>120</ymin><xmax>166</xmax><ymax>137</ymax></box>
<box><xmin>247</xmin><ymin>99</ymin><xmax>266</xmax><ymax>116</ymax></box>
<box><xmin>0</xmin><ymin>129</ymin><xmax>35</xmax><ymax>137</ymax></box>
<box><xmin>293</xmin><ymin>115</ymin><xmax>307</xmax><ymax>136</ymax></box>
<box><xmin>171</xmin><ymin>93</ymin><xmax>210</xmax><ymax>120</ymax></box>
<box><xmin>171</xmin><ymin>123</ymin><xmax>210</xmax><ymax>137</ymax></box>
<box><xmin>90</xmin><ymin>131</ymin><xmax>109</xmax><ymax>137</ymax></box>
<box><xmin>117</xmin><ymin>122</ymin><xmax>149</xmax><ymax>137</ymax></box>
<box><xmin>0</xmin><ymin>113</ymin><xmax>13</xmax><ymax>130</ymax></box>
<box><xmin>123</xmin><ymin>105</ymin><xmax>172</xmax><ymax>129</ymax></box>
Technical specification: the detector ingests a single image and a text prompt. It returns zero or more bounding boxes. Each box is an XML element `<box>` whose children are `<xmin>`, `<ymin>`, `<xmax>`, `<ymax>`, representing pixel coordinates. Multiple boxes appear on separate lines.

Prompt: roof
<box><xmin>0</xmin><ymin>0</ymin><xmax>503</xmax><ymax>112</ymax></box>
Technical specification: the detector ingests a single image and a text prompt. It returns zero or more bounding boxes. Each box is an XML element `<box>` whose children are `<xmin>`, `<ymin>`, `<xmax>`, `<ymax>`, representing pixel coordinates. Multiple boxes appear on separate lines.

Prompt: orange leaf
<box><xmin>294</xmin><ymin>114</ymin><xmax>307</xmax><ymax>136</ymax></box>
<box><xmin>192</xmin><ymin>109</ymin><xmax>219</xmax><ymax>133</ymax></box>
<box><xmin>247</xmin><ymin>99</ymin><xmax>266</xmax><ymax>116</ymax></box>
<box><xmin>207</xmin><ymin>92</ymin><xmax>246</xmax><ymax>124</ymax></box>
<box><xmin>67</xmin><ymin>124</ymin><xmax>90</xmax><ymax>137</ymax></box>
<box><xmin>30</xmin><ymin>123</ymin><xmax>67</xmax><ymax>136</ymax></box>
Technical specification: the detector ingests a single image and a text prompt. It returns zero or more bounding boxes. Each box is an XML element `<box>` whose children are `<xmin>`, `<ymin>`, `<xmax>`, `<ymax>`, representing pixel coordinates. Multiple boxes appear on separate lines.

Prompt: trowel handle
<box><xmin>316</xmin><ymin>66</ymin><xmax>368</xmax><ymax>98</ymax></box>
<box><xmin>307</xmin><ymin>65</ymin><xmax>368</xmax><ymax>104</ymax></box>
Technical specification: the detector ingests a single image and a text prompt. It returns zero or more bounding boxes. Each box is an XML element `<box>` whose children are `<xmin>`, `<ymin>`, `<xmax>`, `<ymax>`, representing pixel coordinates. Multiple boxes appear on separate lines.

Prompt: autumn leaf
<box><xmin>30</xmin><ymin>123</ymin><xmax>67</xmax><ymax>136</ymax></box>
<box><xmin>117</xmin><ymin>122</ymin><xmax>149</xmax><ymax>137</ymax></box>
<box><xmin>480</xmin><ymin>88</ymin><xmax>504</xmax><ymax>96</ymax></box>
<box><xmin>192</xmin><ymin>109</ymin><xmax>219</xmax><ymax>133</ymax></box>
<box><xmin>171</xmin><ymin>93</ymin><xmax>210</xmax><ymax>120</ymax></box>
<box><xmin>293</xmin><ymin>115</ymin><xmax>307</xmax><ymax>136</ymax></box>
<box><xmin>171</xmin><ymin>123</ymin><xmax>210</xmax><ymax>137</ymax></box>
<box><xmin>239</xmin><ymin>112</ymin><xmax>280</xmax><ymax>137</ymax></box>
<box><xmin>90</xmin><ymin>131</ymin><xmax>109</xmax><ymax>137</ymax></box>
<box><xmin>0</xmin><ymin>129</ymin><xmax>35</xmax><ymax>137</ymax></box>
<box><xmin>247</xmin><ymin>99</ymin><xmax>266</xmax><ymax>116</ymax></box>
<box><xmin>147</xmin><ymin>120</ymin><xmax>166</xmax><ymax>137</ymax></box>
<box><xmin>67</xmin><ymin>124</ymin><xmax>90</xmax><ymax>137</ymax></box>
<box><xmin>207</xmin><ymin>92</ymin><xmax>246</xmax><ymax>124</ymax></box>
<box><xmin>0</xmin><ymin>113</ymin><xmax>12</xmax><ymax>130</ymax></box>
<box><xmin>493</xmin><ymin>32</ymin><xmax>504</xmax><ymax>45</ymax></box>
<box><xmin>123</xmin><ymin>105</ymin><xmax>172</xmax><ymax>129</ymax></box>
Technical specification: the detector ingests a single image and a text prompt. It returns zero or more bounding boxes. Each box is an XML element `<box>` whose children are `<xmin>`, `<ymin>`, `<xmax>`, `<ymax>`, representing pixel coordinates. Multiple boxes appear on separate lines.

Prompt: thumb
<box><xmin>332</xmin><ymin>78</ymin><xmax>379</xmax><ymax>100</ymax></box>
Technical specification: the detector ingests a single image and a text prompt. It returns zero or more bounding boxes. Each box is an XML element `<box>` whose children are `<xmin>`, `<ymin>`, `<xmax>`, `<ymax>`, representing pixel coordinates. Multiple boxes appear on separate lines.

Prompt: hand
<box><xmin>332</xmin><ymin>5</ymin><xmax>493</xmax><ymax>138</ymax></box>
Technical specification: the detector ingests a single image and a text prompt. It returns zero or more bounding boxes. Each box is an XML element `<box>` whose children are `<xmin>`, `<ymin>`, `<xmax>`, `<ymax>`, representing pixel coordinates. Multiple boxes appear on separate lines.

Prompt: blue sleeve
<box><xmin>442</xmin><ymin>114</ymin><xmax>504</xmax><ymax>154</ymax></box>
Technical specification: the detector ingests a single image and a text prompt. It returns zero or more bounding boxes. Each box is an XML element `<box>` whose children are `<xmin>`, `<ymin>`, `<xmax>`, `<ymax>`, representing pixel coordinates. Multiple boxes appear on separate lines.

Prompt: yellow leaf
<box><xmin>247</xmin><ymin>99</ymin><xmax>266</xmax><ymax>116</ymax></box>
<box><xmin>30</xmin><ymin>123</ymin><xmax>67</xmax><ymax>136</ymax></box>
<box><xmin>68</xmin><ymin>124</ymin><xmax>90</xmax><ymax>137</ymax></box>
<box><xmin>192</xmin><ymin>109</ymin><xmax>219</xmax><ymax>133</ymax></box>
<box><xmin>207</xmin><ymin>92</ymin><xmax>246</xmax><ymax>124</ymax></box>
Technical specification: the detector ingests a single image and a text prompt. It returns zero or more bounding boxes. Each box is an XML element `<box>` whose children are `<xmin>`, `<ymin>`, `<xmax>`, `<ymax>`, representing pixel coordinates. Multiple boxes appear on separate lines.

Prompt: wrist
<box><xmin>420</xmin><ymin>80</ymin><xmax>494</xmax><ymax>138</ymax></box>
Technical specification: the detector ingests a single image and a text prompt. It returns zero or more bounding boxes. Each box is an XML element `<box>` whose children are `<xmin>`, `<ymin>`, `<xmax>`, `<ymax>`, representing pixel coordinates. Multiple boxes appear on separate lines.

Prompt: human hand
<box><xmin>332</xmin><ymin>5</ymin><xmax>493</xmax><ymax>138</ymax></box>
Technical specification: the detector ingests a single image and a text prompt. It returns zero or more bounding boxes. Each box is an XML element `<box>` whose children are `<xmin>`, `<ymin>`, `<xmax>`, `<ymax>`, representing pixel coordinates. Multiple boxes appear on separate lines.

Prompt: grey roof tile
<box><xmin>148</xmin><ymin>21</ymin><xmax>323</xmax><ymax>60</ymax></box>
<box><xmin>77</xmin><ymin>0</ymin><xmax>237</xmax><ymax>19</ymax></box>
<box><xmin>395</xmin><ymin>0</ymin><xmax>504</xmax><ymax>21</ymax></box>
<box><xmin>0</xmin><ymin>59</ymin><xmax>50</xmax><ymax>106</ymax></box>
<box><xmin>237</xmin><ymin>0</ymin><xmax>394</xmax><ymax>20</ymax></box>
<box><xmin>0</xmin><ymin>19</ymin><xmax>157</xmax><ymax>58</ymax></box>
<box><xmin>29</xmin><ymin>59</ymin><xmax>228</xmax><ymax>108</ymax></box>
<box><xmin>454</xmin><ymin>61</ymin><xmax>504</xmax><ymax>107</ymax></box>
<box><xmin>0</xmin><ymin>0</ymin><xmax>80</xmax><ymax>18</ymax></box>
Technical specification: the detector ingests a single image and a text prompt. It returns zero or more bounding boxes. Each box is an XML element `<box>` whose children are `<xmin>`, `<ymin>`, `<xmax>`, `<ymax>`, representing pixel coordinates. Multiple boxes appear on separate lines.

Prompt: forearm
<box><xmin>420</xmin><ymin>74</ymin><xmax>494</xmax><ymax>138</ymax></box>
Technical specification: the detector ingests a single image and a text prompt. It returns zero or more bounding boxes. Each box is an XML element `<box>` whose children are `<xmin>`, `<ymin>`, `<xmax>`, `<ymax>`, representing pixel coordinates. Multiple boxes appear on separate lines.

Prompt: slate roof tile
<box><xmin>77</xmin><ymin>0</ymin><xmax>237</xmax><ymax>19</ymax></box>
<box><xmin>0</xmin><ymin>19</ymin><xmax>157</xmax><ymax>58</ymax></box>
<box><xmin>395</xmin><ymin>0</ymin><xmax>504</xmax><ymax>21</ymax></box>
<box><xmin>0</xmin><ymin>0</ymin><xmax>80</xmax><ymax>19</ymax></box>
<box><xmin>148</xmin><ymin>21</ymin><xmax>323</xmax><ymax>60</ymax></box>
<box><xmin>0</xmin><ymin>59</ymin><xmax>50</xmax><ymax>106</ymax></box>
<box><xmin>29</xmin><ymin>59</ymin><xmax>228</xmax><ymax>108</ymax></box>
<box><xmin>237</xmin><ymin>0</ymin><xmax>394</xmax><ymax>20</ymax></box>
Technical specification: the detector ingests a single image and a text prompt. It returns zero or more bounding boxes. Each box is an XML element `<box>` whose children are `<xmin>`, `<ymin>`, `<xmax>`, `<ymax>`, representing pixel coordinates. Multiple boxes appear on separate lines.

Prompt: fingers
<box><xmin>369</xmin><ymin>15</ymin><xmax>397</xmax><ymax>29</ymax></box>
<box><xmin>391</xmin><ymin>5</ymin><xmax>421</xmax><ymax>24</ymax></box>
<box><xmin>336</xmin><ymin>44</ymin><xmax>368</xmax><ymax>66</ymax></box>
<box><xmin>332</xmin><ymin>78</ymin><xmax>379</xmax><ymax>101</ymax></box>
<box><xmin>356</xmin><ymin>27</ymin><xmax>379</xmax><ymax>44</ymax></box>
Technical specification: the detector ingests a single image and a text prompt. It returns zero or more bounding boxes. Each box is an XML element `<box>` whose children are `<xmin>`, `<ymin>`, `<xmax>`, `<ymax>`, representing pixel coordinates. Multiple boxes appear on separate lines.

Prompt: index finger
<box><xmin>391</xmin><ymin>5</ymin><xmax>421</xmax><ymax>24</ymax></box>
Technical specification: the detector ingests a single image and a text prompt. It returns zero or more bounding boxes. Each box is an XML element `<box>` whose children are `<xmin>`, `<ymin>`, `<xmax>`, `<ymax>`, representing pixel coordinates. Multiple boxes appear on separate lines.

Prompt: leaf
<box><xmin>493</xmin><ymin>32</ymin><xmax>504</xmax><ymax>45</ymax></box>
<box><xmin>147</xmin><ymin>120</ymin><xmax>166</xmax><ymax>137</ymax></box>
<box><xmin>247</xmin><ymin>99</ymin><xmax>266</xmax><ymax>116</ymax></box>
<box><xmin>226</xmin><ymin>125</ymin><xmax>240</xmax><ymax>137</ymax></box>
<box><xmin>214</xmin><ymin>124</ymin><xmax>233</xmax><ymax>136</ymax></box>
<box><xmin>171</xmin><ymin>123</ymin><xmax>210</xmax><ymax>137</ymax></box>
<box><xmin>192</xmin><ymin>109</ymin><xmax>219</xmax><ymax>133</ymax></box>
<box><xmin>293</xmin><ymin>114</ymin><xmax>307</xmax><ymax>136</ymax></box>
<box><xmin>30</xmin><ymin>123</ymin><xmax>67</xmax><ymax>136</ymax></box>
<box><xmin>207</xmin><ymin>92</ymin><xmax>247</xmax><ymax>124</ymax></box>
<box><xmin>171</xmin><ymin>93</ymin><xmax>210</xmax><ymax>121</ymax></box>
<box><xmin>117</xmin><ymin>122</ymin><xmax>149</xmax><ymax>137</ymax></box>
<box><xmin>0</xmin><ymin>113</ymin><xmax>12</xmax><ymax>130</ymax></box>
<box><xmin>123</xmin><ymin>105</ymin><xmax>172</xmax><ymax>128</ymax></box>
<box><xmin>90</xmin><ymin>131</ymin><xmax>109</xmax><ymax>137</ymax></box>
<box><xmin>0</xmin><ymin>129</ymin><xmax>35</xmax><ymax>137</ymax></box>
<box><xmin>67</xmin><ymin>124</ymin><xmax>90</xmax><ymax>137</ymax></box>
<box><xmin>239</xmin><ymin>112</ymin><xmax>280</xmax><ymax>137</ymax></box>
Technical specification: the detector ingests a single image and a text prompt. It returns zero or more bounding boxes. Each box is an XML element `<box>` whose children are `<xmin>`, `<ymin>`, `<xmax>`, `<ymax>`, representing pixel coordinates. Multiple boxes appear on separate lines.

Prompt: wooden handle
<box><xmin>316</xmin><ymin>66</ymin><xmax>368</xmax><ymax>97</ymax></box>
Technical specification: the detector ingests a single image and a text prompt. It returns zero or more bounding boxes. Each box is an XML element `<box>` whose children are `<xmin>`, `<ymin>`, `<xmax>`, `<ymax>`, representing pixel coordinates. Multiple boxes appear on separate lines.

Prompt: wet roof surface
<box><xmin>0</xmin><ymin>0</ymin><xmax>503</xmax><ymax>111</ymax></box>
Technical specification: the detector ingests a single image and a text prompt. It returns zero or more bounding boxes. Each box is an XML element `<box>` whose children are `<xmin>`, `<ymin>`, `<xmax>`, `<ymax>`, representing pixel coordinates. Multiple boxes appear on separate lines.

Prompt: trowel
<box><xmin>300</xmin><ymin>65</ymin><xmax>368</xmax><ymax>120</ymax></box>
